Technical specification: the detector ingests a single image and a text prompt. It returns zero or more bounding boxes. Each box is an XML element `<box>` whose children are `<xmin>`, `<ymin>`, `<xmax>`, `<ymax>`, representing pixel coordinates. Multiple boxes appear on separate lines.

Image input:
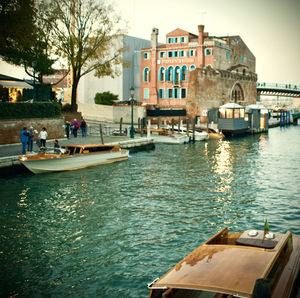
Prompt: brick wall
<box><xmin>0</xmin><ymin>117</ymin><xmax>66</xmax><ymax>145</ymax></box>
<box><xmin>186</xmin><ymin>66</ymin><xmax>257</xmax><ymax>121</ymax></box>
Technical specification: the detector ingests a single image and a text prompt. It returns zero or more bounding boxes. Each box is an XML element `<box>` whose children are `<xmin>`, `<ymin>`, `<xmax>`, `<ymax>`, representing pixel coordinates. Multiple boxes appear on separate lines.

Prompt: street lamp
<box><xmin>32</xmin><ymin>61</ymin><xmax>36</xmax><ymax>102</ymax></box>
<box><xmin>130</xmin><ymin>87</ymin><xmax>135</xmax><ymax>138</ymax></box>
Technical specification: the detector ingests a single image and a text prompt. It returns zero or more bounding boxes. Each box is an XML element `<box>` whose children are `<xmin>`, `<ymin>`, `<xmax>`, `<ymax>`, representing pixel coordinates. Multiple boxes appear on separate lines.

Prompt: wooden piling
<box><xmin>171</xmin><ymin>119</ymin><xmax>174</xmax><ymax>134</ymax></box>
<box><xmin>120</xmin><ymin>117</ymin><xmax>123</xmax><ymax>135</ymax></box>
<box><xmin>192</xmin><ymin>118</ymin><xmax>196</xmax><ymax>142</ymax></box>
<box><xmin>99</xmin><ymin>124</ymin><xmax>104</xmax><ymax>144</ymax></box>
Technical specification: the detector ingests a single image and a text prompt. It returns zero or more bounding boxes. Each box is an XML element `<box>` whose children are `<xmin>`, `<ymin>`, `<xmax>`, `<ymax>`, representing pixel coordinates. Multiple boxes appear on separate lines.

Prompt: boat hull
<box><xmin>152</xmin><ymin>134</ymin><xmax>190</xmax><ymax>144</ymax></box>
<box><xmin>192</xmin><ymin>132</ymin><xmax>209</xmax><ymax>141</ymax></box>
<box><xmin>20</xmin><ymin>150</ymin><xmax>129</xmax><ymax>174</ymax></box>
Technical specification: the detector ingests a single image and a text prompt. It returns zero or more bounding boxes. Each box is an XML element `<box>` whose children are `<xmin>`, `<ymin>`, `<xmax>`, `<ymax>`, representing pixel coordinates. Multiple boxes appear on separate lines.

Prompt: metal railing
<box><xmin>257</xmin><ymin>82</ymin><xmax>300</xmax><ymax>91</ymax></box>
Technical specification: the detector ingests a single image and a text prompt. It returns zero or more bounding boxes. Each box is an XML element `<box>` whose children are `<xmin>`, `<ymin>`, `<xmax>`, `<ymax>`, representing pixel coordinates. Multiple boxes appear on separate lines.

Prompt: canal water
<box><xmin>0</xmin><ymin>126</ymin><xmax>299</xmax><ymax>297</ymax></box>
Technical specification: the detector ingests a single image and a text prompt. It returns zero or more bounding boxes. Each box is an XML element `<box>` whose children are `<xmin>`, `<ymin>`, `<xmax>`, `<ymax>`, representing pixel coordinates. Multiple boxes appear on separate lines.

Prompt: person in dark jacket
<box><xmin>20</xmin><ymin>127</ymin><xmax>29</xmax><ymax>154</ymax></box>
<box><xmin>27</xmin><ymin>126</ymin><xmax>35</xmax><ymax>152</ymax></box>
<box><xmin>65</xmin><ymin>121</ymin><xmax>71</xmax><ymax>139</ymax></box>
<box><xmin>80</xmin><ymin>119</ymin><xmax>87</xmax><ymax>137</ymax></box>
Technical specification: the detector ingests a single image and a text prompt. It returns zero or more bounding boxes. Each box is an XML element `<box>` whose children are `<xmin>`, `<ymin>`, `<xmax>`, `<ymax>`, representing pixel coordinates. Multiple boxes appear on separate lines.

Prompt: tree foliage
<box><xmin>0</xmin><ymin>0</ymin><xmax>36</xmax><ymax>60</ymax></box>
<box><xmin>48</xmin><ymin>0</ymin><xmax>126</xmax><ymax>111</ymax></box>
<box><xmin>94</xmin><ymin>91</ymin><xmax>119</xmax><ymax>105</ymax></box>
<box><xmin>0</xmin><ymin>0</ymin><xmax>126</xmax><ymax>110</ymax></box>
<box><xmin>0</xmin><ymin>0</ymin><xmax>57</xmax><ymax>84</ymax></box>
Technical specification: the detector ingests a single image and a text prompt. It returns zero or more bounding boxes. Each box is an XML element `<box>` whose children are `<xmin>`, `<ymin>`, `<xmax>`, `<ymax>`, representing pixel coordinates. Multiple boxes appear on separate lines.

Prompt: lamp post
<box><xmin>32</xmin><ymin>61</ymin><xmax>36</xmax><ymax>102</ymax></box>
<box><xmin>130</xmin><ymin>87</ymin><xmax>135</xmax><ymax>138</ymax></box>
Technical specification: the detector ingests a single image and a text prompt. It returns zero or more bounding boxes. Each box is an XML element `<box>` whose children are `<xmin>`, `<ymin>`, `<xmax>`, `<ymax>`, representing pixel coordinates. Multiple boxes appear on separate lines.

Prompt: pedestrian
<box><xmin>65</xmin><ymin>121</ymin><xmax>71</xmax><ymax>139</ymax></box>
<box><xmin>38</xmin><ymin>127</ymin><xmax>48</xmax><ymax>148</ymax></box>
<box><xmin>72</xmin><ymin>119</ymin><xmax>79</xmax><ymax>137</ymax></box>
<box><xmin>17</xmin><ymin>90</ymin><xmax>22</xmax><ymax>102</ymax></box>
<box><xmin>54</xmin><ymin>139</ymin><xmax>60</xmax><ymax>154</ymax></box>
<box><xmin>20</xmin><ymin>127</ymin><xmax>29</xmax><ymax>155</ymax></box>
<box><xmin>27</xmin><ymin>126</ymin><xmax>36</xmax><ymax>152</ymax></box>
<box><xmin>80</xmin><ymin>119</ymin><xmax>87</xmax><ymax>137</ymax></box>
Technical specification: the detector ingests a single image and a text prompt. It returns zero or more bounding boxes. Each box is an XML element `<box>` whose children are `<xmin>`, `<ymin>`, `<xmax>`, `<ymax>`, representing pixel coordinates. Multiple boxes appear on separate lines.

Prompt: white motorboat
<box><xmin>19</xmin><ymin>144</ymin><xmax>129</xmax><ymax>174</ymax></box>
<box><xmin>150</xmin><ymin>128</ymin><xmax>190</xmax><ymax>144</ymax></box>
<box><xmin>173</xmin><ymin>125</ymin><xmax>209</xmax><ymax>141</ymax></box>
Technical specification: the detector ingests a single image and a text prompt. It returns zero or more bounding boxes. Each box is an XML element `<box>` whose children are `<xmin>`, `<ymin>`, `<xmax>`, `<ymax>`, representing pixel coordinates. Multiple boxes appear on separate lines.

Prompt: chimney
<box><xmin>198</xmin><ymin>25</ymin><xmax>205</xmax><ymax>45</ymax></box>
<box><xmin>151</xmin><ymin>28</ymin><xmax>159</xmax><ymax>50</ymax></box>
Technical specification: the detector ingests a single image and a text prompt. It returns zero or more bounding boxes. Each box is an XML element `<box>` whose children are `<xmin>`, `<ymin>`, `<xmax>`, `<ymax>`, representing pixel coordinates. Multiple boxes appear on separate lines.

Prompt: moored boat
<box><xmin>150</xmin><ymin>128</ymin><xmax>190</xmax><ymax>144</ymax></box>
<box><xmin>19</xmin><ymin>144</ymin><xmax>129</xmax><ymax>174</ymax></box>
<box><xmin>148</xmin><ymin>227</ymin><xmax>300</xmax><ymax>298</ymax></box>
<box><xmin>168</xmin><ymin>125</ymin><xmax>209</xmax><ymax>141</ymax></box>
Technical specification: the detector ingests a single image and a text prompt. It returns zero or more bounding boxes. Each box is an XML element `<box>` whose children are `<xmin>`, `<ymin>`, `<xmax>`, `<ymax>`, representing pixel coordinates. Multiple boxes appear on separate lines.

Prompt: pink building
<box><xmin>140</xmin><ymin>25</ymin><xmax>256</xmax><ymax>111</ymax></box>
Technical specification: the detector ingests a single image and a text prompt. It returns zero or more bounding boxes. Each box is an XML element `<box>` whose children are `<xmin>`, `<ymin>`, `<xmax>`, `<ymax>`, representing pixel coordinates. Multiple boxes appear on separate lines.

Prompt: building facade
<box><xmin>140</xmin><ymin>25</ymin><xmax>257</xmax><ymax>120</ymax></box>
<box><xmin>77</xmin><ymin>35</ymin><xmax>151</xmax><ymax>105</ymax></box>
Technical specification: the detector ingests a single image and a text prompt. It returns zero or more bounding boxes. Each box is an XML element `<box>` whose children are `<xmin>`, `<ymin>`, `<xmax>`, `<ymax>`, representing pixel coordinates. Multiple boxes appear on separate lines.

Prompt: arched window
<box><xmin>174</xmin><ymin>66</ymin><xmax>180</xmax><ymax>84</ymax></box>
<box><xmin>166</xmin><ymin>66</ymin><xmax>173</xmax><ymax>82</ymax></box>
<box><xmin>143</xmin><ymin>68</ymin><xmax>150</xmax><ymax>82</ymax></box>
<box><xmin>190</xmin><ymin>65</ymin><xmax>196</xmax><ymax>71</ymax></box>
<box><xmin>231</xmin><ymin>82</ymin><xmax>244</xmax><ymax>102</ymax></box>
<box><xmin>158</xmin><ymin>67</ymin><xmax>165</xmax><ymax>82</ymax></box>
<box><xmin>181</xmin><ymin>65</ymin><xmax>187</xmax><ymax>81</ymax></box>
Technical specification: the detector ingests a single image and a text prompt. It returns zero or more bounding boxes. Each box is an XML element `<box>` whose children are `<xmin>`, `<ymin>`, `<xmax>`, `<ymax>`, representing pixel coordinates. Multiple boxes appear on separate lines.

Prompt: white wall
<box><xmin>78</xmin><ymin>103</ymin><xmax>145</xmax><ymax>124</ymax></box>
<box><xmin>77</xmin><ymin>35</ymin><xmax>151</xmax><ymax>104</ymax></box>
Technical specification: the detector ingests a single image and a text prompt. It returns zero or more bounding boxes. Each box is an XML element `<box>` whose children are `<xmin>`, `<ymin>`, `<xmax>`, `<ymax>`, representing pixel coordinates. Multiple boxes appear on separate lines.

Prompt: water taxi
<box><xmin>148</xmin><ymin>227</ymin><xmax>300</xmax><ymax>298</ymax></box>
<box><xmin>20</xmin><ymin>144</ymin><xmax>129</xmax><ymax>174</ymax></box>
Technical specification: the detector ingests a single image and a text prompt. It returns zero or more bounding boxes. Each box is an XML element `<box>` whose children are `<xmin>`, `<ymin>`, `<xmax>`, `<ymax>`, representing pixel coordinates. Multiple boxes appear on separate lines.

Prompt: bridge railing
<box><xmin>257</xmin><ymin>82</ymin><xmax>300</xmax><ymax>91</ymax></box>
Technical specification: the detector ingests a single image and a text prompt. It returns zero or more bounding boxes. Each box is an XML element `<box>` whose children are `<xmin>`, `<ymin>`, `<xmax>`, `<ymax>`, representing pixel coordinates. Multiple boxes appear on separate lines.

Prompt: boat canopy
<box><xmin>220</xmin><ymin>102</ymin><xmax>244</xmax><ymax>109</ymax></box>
<box><xmin>246</xmin><ymin>104</ymin><xmax>268</xmax><ymax>110</ymax></box>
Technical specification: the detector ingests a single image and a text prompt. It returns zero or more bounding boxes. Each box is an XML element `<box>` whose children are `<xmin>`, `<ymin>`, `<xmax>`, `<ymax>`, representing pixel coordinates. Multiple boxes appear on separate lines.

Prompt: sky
<box><xmin>1</xmin><ymin>0</ymin><xmax>299</xmax><ymax>85</ymax></box>
<box><xmin>114</xmin><ymin>0</ymin><xmax>300</xmax><ymax>85</ymax></box>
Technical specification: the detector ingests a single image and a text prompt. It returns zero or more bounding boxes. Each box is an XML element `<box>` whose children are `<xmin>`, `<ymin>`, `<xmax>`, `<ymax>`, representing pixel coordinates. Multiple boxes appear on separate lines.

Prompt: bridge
<box><xmin>257</xmin><ymin>83</ymin><xmax>300</xmax><ymax>97</ymax></box>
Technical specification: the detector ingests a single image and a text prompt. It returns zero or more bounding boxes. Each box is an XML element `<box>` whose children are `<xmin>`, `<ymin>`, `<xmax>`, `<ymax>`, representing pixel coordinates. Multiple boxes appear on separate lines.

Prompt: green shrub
<box><xmin>94</xmin><ymin>91</ymin><xmax>118</xmax><ymax>105</ymax></box>
<box><xmin>0</xmin><ymin>102</ymin><xmax>61</xmax><ymax>119</ymax></box>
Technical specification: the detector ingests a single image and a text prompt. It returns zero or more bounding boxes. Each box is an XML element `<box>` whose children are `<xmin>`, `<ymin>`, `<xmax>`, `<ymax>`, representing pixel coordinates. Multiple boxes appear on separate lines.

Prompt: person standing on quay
<box><xmin>80</xmin><ymin>119</ymin><xmax>87</xmax><ymax>137</ymax></box>
<box><xmin>72</xmin><ymin>119</ymin><xmax>79</xmax><ymax>137</ymax></box>
<box><xmin>38</xmin><ymin>127</ymin><xmax>48</xmax><ymax>148</ymax></box>
<box><xmin>65</xmin><ymin>121</ymin><xmax>71</xmax><ymax>139</ymax></box>
<box><xmin>27</xmin><ymin>126</ymin><xmax>35</xmax><ymax>152</ymax></box>
<box><xmin>20</xmin><ymin>127</ymin><xmax>29</xmax><ymax>155</ymax></box>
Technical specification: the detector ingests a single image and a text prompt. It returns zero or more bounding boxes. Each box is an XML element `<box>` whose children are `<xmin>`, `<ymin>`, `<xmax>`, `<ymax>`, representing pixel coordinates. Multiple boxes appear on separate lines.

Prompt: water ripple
<box><xmin>0</xmin><ymin>126</ymin><xmax>300</xmax><ymax>297</ymax></box>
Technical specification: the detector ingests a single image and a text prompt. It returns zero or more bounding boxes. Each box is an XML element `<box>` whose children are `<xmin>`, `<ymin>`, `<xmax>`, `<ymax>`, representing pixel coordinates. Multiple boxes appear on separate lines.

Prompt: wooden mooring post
<box><xmin>171</xmin><ymin>119</ymin><xmax>174</xmax><ymax>134</ymax></box>
<box><xmin>186</xmin><ymin>119</ymin><xmax>190</xmax><ymax>137</ymax></box>
<box><xmin>192</xmin><ymin>118</ymin><xmax>196</xmax><ymax>142</ymax></box>
<box><xmin>120</xmin><ymin>117</ymin><xmax>123</xmax><ymax>135</ymax></box>
<box><xmin>99</xmin><ymin>124</ymin><xmax>104</xmax><ymax>144</ymax></box>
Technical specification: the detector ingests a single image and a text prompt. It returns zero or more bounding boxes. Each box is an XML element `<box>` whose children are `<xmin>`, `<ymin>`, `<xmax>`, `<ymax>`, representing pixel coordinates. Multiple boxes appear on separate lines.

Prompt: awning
<box><xmin>0</xmin><ymin>80</ymin><xmax>33</xmax><ymax>89</ymax></box>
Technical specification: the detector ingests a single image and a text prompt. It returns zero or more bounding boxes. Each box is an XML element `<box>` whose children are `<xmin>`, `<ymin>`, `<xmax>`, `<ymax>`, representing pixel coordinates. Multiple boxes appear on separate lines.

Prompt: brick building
<box><xmin>140</xmin><ymin>25</ymin><xmax>257</xmax><ymax>121</ymax></box>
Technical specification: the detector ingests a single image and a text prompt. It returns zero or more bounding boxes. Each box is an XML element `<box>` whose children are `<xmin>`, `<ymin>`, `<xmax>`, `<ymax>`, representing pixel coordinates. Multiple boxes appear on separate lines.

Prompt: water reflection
<box><xmin>212</xmin><ymin>140</ymin><xmax>233</xmax><ymax>193</ymax></box>
<box><xmin>0</xmin><ymin>127</ymin><xmax>299</xmax><ymax>297</ymax></box>
<box><xmin>18</xmin><ymin>187</ymin><xmax>30</xmax><ymax>208</ymax></box>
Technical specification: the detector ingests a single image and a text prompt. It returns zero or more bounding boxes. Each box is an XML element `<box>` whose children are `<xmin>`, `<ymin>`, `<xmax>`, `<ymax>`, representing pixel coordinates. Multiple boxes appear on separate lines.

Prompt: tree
<box><xmin>48</xmin><ymin>0</ymin><xmax>126</xmax><ymax>112</ymax></box>
<box><xmin>94</xmin><ymin>91</ymin><xmax>118</xmax><ymax>105</ymax></box>
<box><xmin>0</xmin><ymin>0</ymin><xmax>36</xmax><ymax>61</ymax></box>
<box><xmin>0</xmin><ymin>0</ymin><xmax>58</xmax><ymax>85</ymax></box>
